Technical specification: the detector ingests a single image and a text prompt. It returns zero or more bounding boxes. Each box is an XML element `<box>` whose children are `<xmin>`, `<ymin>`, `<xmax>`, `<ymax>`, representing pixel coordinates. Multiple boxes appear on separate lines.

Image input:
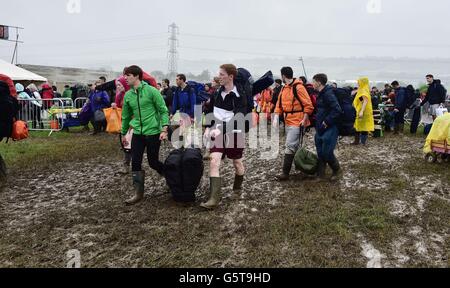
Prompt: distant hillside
<box><xmin>18</xmin><ymin>56</ymin><xmax>450</xmax><ymax>89</ymax></box>
<box><xmin>17</xmin><ymin>64</ymin><xmax>121</xmax><ymax>89</ymax></box>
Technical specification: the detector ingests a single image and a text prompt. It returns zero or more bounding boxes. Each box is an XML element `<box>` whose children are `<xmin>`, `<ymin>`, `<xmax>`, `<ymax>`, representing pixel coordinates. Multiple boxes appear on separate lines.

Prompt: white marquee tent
<box><xmin>0</xmin><ymin>59</ymin><xmax>47</xmax><ymax>82</ymax></box>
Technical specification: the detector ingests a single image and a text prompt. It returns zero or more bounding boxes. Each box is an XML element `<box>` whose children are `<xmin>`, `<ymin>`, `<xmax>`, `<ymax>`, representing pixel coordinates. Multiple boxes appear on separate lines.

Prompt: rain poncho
<box><xmin>423</xmin><ymin>113</ymin><xmax>450</xmax><ymax>154</ymax></box>
<box><xmin>353</xmin><ymin>77</ymin><xmax>374</xmax><ymax>132</ymax></box>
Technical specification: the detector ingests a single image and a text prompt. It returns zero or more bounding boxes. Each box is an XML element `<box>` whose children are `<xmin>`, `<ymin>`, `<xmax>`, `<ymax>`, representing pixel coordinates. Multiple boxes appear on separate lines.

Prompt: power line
<box><xmin>179</xmin><ymin>45</ymin><xmax>297</xmax><ymax>58</ymax></box>
<box><xmin>25</xmin><ymin>32</ymin><xmax>168</xmax><ymax>48</ymax></box>
<box><xmin>0</xmin><ymin>45</ymin><xmax>167</xmax><ymax>59</ymax></box>
<box><xmin>181</xmin><ymin>32</ymin><xmax>450</xmax><ymax>49</ymax></box>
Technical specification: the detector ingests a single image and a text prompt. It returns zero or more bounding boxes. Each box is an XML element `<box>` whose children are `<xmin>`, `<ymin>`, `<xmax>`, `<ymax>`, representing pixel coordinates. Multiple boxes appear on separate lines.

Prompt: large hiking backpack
<box><xmin>235</xmin><ymin>68</ymin><xmax>254</xmax><ymax>113</ymax></box>
<box><xmin>0</xmin><ymin>74</ymin><xmax>17</xmax><ymax>97</ymax></box>
<box><xmin>334</xmin><ymin>87</ymin><xmax>356</xmax><ymax>136</ymax></box>
<box><xmin>304</xmin><ymin>83</ymin><xmax>318</xmax><ymax>127</ymax></box>
<box><xmin>142</xmin><ymin>72</ymin><xmax>158</xmax><ymax>88</ymax></box>
<box><xmin>164</xmin><ymin>148</ymin><xmax>204</xmax><ymax>203</ymax></box>
<box><xmin>235</xmin><ymin>68</ymin><xmax>255</xmax><ymax>132</ymax></box>
<box><xmin>0</xmin><ymin>81</ymin><xmax>20</xmax><ymax>142</ymax></box>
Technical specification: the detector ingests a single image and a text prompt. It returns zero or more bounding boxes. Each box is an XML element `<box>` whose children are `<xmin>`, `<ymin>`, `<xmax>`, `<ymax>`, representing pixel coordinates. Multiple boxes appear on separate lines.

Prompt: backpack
<box><xmin>334</xmin><ymin>87</ymin><xmax>356</xmax><ymax>136</ymax></box>
<box><xmin>405</xmin><ymin>87</ymin><xmax>417</xmax><ymax>109</ymax></box>
<box><xmin>253</xmin><ymin>71</ymin><xmax>274</xmax><ymax>96</ymax></box>
<box><xmin>304</xmin><ymin>83</ymin><xmax>318</xmax><ymax>126</ymax></box>
<box><xmin>441</xmin><ymin>86</ymin><xmax>447</xmax><ymax>104</ymax></box>
<box><xmin>163</xmin><ymin>148</ymin><xmax>204</xmax><ymax>203</ymax></box>
<box><xmin>236</xmin><ymin>68</ymin><xmax>254</xmax><ymax>112</ymax></box>
<box><xmin>142</xmin><ymin>72</ymin><xmax>158</xmax><ymax>88</ymax></box>
<box><xmin>186</xmin><ymin>81</ymin><xmax>210</xmax><ymax>104</ymax></box>
<box><xmin>11</xmin><ymin>121</ymin><xmax>29</xmax><ymax>141</ymax></box>
<box><xmin>0</xmin><ymin>81</ymin><xmax>20</xmax><ymax>142</ymax></box>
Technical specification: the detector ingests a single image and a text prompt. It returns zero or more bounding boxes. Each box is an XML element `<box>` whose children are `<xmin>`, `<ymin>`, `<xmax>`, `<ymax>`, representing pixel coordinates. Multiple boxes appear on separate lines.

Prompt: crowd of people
<box><xmin>97</xmin><ymin>65</ymin><xmax>448</xmax><ymax>209</ymax></box>
<box><xmin>2</xmin><ymin>66</ymin><xmax>448</xmax><ymax>209</ymax></box>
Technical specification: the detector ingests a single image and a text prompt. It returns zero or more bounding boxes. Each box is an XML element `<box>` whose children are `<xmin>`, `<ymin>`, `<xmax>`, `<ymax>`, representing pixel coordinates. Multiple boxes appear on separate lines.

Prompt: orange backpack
<box><xmin>11</xmin><ymin>121</ymin><xmax>29</xmax><ymax>141</ymax></box>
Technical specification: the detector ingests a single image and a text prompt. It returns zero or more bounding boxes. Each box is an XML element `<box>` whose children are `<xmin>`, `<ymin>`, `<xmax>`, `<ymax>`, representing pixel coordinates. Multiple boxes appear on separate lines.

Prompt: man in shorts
<box><xmin>201</xmin><ymin>64</ymin><xmax>247</xmax><ymax>210</ymax></box>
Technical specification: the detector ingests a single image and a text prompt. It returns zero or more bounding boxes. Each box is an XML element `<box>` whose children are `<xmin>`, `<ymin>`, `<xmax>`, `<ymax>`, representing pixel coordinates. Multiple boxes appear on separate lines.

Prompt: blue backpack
<box><xmin>334</xmin><ymin>87</ymin><xmax>356</xmax><ymax>136</ymax></box>
<box><xmin>186</xmin><ymin>81</ymin><xmax>209</xmax><ymax>104</ymax></box>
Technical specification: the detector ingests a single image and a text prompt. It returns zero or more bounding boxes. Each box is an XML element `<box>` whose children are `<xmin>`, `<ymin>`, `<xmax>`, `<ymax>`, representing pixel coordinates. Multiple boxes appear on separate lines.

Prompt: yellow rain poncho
<box><xmin>423</xmin><ymin>113</ymin><xmax>450</xmax><ymax>154</ymax></box>
<box><xmin>353</xmin><ymin>77</ymin><xmax>374</xmax><ymax>132</ymax></box>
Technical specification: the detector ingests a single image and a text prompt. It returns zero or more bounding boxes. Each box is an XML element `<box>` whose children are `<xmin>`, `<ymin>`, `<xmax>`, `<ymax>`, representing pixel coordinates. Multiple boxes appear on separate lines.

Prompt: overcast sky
<box><xmin>1</xmin><ymin>0</ymin><xmax>450</xmax><ymax>71</ymax></box>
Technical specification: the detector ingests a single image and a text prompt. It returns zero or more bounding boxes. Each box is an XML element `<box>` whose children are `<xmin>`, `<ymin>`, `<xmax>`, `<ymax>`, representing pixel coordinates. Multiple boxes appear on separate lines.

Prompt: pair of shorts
<box><xmin>210</xmin><ymin>132</ymin><xmax>245</xmax><ymax>160</ymax></box>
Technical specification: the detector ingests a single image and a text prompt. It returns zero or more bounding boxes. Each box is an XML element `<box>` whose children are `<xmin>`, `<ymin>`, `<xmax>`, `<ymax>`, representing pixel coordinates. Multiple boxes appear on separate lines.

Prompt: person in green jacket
<box><xmin>121</xmin><ymin>65</ymin><xmax>170</xmax><ymax>205</ymax></box>
<box><xmin>62</xmin><ymin>85</ymin><xmax>72</xmax><ymax>99</ymax></box>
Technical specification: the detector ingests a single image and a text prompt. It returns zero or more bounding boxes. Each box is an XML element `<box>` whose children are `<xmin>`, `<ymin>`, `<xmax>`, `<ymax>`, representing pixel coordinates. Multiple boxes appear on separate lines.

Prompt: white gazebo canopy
<box><xmin>0</xmin><ymin>58</ymin><xmax>47</xmax><ymax>82</ymax></box>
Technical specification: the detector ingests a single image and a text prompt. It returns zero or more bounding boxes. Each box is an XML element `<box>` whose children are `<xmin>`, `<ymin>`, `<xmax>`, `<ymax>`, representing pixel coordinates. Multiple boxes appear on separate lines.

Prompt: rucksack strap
<box><xmin>299</xmin><ymin>126</ymin><xmax>305</xmax><ymax>147</ymax></box>
<box><xmin>291</xmin><ymin>83</ymin><xmax>304</xmax><ymax>114</ymax></box>
<box><xmin>278</xmin><ymin>81</ymin><xmax>305</xmax><ymax>120</ymax></box>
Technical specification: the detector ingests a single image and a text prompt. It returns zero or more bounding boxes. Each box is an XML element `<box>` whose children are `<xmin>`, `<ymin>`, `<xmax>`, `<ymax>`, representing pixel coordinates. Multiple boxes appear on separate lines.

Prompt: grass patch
<box><xmin>0</xmin><ymin>131</ymin><xmax>121</xmax><ymax>173</ymax></box>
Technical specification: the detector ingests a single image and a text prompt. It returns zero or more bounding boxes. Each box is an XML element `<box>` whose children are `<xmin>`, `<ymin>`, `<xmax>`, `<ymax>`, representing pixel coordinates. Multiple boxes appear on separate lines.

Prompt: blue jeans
<box><xmin>315</xmin><ymin>125</ymin><xmax>339</xmax><ymax>163</ymax></box>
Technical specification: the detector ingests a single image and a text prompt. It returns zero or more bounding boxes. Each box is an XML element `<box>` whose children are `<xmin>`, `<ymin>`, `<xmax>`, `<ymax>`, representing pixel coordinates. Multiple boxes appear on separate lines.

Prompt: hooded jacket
<box><xmin>115</xmin><ymin>76</ymin><xmax>130</xmax><ymax>109</ymax></box>
<box><xmin>172</xmin><ymin>85</ymin><xmax>197</xmax><ymax>118</ymax></box>
<box><xmin>315</xmin><ymin>85</ymin><xmax>343</xmax><ymax>133</ymax></box>
<box><xmin>89</xmin><ymin>89</ymin><xmax>110</xmax><ymax>113</ymax></box>
<box><xmin>422</xmin><ymin>80</ymin><xmax>447</xmax><ymax>106</ymax></box>
<box><xmin>15</xmin><ymin>83</ymin><xmax>42</xmax><ymax>107</ymax></box>
<box><xmin>121</xmin><ymin>81</ymin><xmax>169</xmax><ymax>136</ymax></box>
<box><xmin>40</xmin><ymin>84</ymin><xmax>54</xmax><ymax>101</ymax></box>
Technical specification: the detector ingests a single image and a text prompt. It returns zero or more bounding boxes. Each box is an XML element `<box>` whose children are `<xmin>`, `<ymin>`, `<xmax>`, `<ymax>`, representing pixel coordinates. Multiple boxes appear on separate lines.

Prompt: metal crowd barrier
<box><xmin>74</xmin><ymin>97</ymin><xmax>88</xmax><ymax>109</ymax></box>
<box><xmin>16</xmin><ymin>98</ymin><xmax>88</xmax><ymax>135</ymax></box>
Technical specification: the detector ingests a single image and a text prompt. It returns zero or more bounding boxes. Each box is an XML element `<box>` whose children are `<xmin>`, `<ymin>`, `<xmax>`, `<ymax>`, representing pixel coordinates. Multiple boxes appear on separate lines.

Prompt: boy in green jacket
<box><xmin>121</xmin><ymin>65</ymin><xmax>170</xmax><ymax>205</ymax></box>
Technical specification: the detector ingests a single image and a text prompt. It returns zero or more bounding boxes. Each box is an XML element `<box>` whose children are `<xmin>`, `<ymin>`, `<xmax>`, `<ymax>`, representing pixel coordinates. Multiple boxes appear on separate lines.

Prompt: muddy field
<box><xmin>0</xmin><ymin>131</ymin><xmax>448</xmax><ymax>268</ymax></box>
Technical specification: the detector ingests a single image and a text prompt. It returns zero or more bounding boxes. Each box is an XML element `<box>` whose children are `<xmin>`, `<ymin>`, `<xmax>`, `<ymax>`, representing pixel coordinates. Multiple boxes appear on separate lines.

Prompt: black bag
<box><xmin>0</xmin><ymin>81</ymin><xmax>20</xmax><ymax>142</ymax></box>
<box><xmin>235</xmin><ymin>68</ymin><xmax>254</xmax><ymax>114</ymax></box>
<box><xmin>253</xmin><ymin>71</ymin><xmax>274</xmax><ymax>96</ymax></box>
<box><xmin>233</xmin><ymin>67</ymin><xmax>255</xmax><ymax>133</ymax></box>
<box><xmin>294</xmin><ymin>127</ymin><xmax>318</xmax><ymax>175</ymax></box>
<box><xmin>164</xmin><ymin>148</ymin><xmax>204</xmax><ymax>203</ymax></box>
<box><xmin>94</xmin><ymin>110</ymin><xmax>106</xmax><ymax>122</ymax></box>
